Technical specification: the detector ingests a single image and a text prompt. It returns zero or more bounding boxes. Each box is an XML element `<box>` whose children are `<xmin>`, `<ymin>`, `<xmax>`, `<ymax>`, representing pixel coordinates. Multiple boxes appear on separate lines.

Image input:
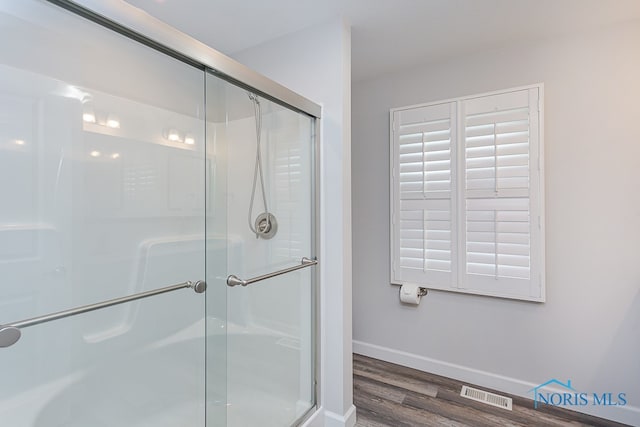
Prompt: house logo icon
<box><xmin>529</xmin><ymin>379</ymin><xmax>576</xmax><ymax>408</ymax></box>
<box><xmin>529</xmin><ymin>379</ymin><xmax>627</xmax><ymax>409</ymax></box>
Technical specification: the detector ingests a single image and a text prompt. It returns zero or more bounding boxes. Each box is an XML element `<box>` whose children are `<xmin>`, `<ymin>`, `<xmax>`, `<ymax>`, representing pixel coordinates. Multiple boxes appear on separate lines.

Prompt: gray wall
<box><xmin>352</xmin><ymin>20</ymin><xmax>640</xmax><ymax>425</ymax></box>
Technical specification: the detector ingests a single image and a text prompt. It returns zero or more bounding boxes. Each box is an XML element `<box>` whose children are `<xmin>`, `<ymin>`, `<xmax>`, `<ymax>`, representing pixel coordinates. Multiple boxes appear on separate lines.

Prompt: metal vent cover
<box><xmin>460</xmin><ymin>385</ymin><xmax>513</xmax><ymax>410</ymax></box>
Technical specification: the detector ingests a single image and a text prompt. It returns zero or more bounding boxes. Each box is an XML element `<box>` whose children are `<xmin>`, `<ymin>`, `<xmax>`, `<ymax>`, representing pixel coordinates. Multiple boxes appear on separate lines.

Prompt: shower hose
<box><xmin>247</xmin><ymin>93</ymin><xmax>271</xmax><ymax>237</ymax></box>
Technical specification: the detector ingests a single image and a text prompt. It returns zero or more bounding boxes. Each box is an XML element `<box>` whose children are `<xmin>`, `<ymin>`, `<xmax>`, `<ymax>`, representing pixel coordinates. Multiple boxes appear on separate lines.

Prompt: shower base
<box><xmin>0</xmin><ymin>317</ymin><xmax>312</xmax><ymax>427</ymax></box>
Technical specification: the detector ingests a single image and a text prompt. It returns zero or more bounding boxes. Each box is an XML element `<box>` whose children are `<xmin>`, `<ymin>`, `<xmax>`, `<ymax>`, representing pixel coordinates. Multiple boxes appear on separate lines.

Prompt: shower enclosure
<box><xmin>0</xmin><ymin>1</ymin><xmax>319</xmax><ymax>426</ymax></box>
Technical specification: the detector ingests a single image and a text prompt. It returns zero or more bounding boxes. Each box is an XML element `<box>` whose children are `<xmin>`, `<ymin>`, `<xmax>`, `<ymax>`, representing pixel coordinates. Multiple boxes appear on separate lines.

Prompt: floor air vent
<box><xmin>460</xmin><ymin>385</ymin><xmax>512</xmax><ymax>410</ymax></box>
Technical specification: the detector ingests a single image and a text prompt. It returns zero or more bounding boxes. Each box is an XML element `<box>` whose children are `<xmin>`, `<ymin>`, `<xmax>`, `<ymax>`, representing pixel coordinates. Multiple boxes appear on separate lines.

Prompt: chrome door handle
<box><xmin>0</xmin><ymin>280</ymin><xmax>206</xmax><ymax>348</ymax></box>
<box><xmin>227</xmin><ymin>257</ymin><xmax>317</xmax><ymax>287</ymax></box>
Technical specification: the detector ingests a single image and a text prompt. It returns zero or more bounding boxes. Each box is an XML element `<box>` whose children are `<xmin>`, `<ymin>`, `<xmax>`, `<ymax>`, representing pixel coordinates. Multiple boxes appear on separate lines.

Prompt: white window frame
<box><xmin>390</xmin><ymin>84</ymin><xmax>545</xmax><ymax>302</ymax></box>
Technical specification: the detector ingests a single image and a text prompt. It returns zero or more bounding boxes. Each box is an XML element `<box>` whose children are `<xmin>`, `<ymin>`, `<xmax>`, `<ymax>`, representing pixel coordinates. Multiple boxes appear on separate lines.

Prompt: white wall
<box><xmin>352</xmin><ymin>20</ymin><xmax>640</xmax><ymax>425</ymax></box>
<box><xmin>233</xmin><ymin>18</ymin><xmax>355</xmax><ymax>427</ymax></box>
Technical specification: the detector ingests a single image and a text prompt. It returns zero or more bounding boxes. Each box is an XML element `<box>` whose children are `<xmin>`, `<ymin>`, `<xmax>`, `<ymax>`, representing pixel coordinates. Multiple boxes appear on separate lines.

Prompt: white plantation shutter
<box><xmin>391</xmin><ymin>85</ymin><xmax>544</xmax><ymax>302</ymax></box>
<box><xmin>460</xmin><ymin>88</ymin><xmax>542</xmax><ymax>299</ymax></box>
<box><xmin>391</xmin><ymin>102</ymin><xmax>456</xmax><ymax>289</ymax></box>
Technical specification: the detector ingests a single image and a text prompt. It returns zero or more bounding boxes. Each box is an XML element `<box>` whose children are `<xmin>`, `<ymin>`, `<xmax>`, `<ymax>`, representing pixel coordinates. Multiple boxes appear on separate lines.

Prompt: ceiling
<box><xmin>125</xmin><ymin>0</ymin><xmax>640</xmax><ymax>82</ymax></box>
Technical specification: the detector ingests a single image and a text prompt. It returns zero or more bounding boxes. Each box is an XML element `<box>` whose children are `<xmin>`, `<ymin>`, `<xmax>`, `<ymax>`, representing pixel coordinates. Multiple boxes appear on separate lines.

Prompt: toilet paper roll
<box><xmin>399</xmin><ymin>283</ymin><xmax>422</xmax><ymax>305</ymax></box>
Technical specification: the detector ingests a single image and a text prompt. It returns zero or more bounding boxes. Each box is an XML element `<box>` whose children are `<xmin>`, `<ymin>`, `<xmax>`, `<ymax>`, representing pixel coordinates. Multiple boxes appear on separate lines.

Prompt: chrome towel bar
<box><xmin>0</xmin><ymin>279</ymin><xmax>206</xmax><ymax>348</ymax></box>
<box><xmin>226</xmin><ymin>257</ymin><xmax>317</xmax><ymax>287</ymax></box>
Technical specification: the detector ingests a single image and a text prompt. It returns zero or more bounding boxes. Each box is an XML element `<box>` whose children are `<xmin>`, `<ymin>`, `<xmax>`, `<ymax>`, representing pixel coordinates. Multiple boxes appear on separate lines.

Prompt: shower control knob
<box><xmin>258</xmin><ymin>219</ymin><xmax>272</xmax><ymax>233</ymax></box>
<box><xmin>254</xmin><ymin>212</ymin><xmax>278</xmax><ymax>240</ymax></box>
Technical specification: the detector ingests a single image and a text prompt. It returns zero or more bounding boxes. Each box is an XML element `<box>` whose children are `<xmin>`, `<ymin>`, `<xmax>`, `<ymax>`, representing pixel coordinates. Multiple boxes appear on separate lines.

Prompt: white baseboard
<box><xmin>353</xmin><ymin>340</ymin><xmax>640</xmax><ymax>426</ymax></box>
<box><xmin>325</xmin><ymin>404</ymin><xmax>357</xmax><ymax>427</ymax></box>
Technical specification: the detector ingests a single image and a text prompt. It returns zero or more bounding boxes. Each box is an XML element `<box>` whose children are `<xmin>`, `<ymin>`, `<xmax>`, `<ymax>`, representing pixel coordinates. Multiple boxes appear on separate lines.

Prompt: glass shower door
<box><xmin>206</xmin><ymin>73</ymin><xmax>317</xmax><ymax>427</ymax></box>
<box><xmin>0</xmin><ymin>2</ymin><xmax>217</xmax><ymax>426</ymax></box>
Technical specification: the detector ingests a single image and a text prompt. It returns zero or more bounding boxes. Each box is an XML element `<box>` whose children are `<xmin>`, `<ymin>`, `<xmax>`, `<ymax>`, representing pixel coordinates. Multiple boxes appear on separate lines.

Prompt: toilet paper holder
<box><xmin>397</xmin><ymin>283</ymin><xmax>428</xmax><ymax>305</ymax></box>
<box><xmin>392</xmin><ymin>283</ymin><xmax>428</xmax><ymax>297</ymax></box>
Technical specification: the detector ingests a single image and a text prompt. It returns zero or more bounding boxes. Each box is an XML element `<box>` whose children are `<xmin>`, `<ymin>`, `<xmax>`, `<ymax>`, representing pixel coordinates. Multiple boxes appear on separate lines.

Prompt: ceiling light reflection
<box><xmin>167</xmin><ymin>129</ymin><xmax>181</xmax><ymax>142</ymax></box>
<box><xmin>106</xmin><ymin>115</ymin><xmax>120</xmax><ymax>128</ymax></box>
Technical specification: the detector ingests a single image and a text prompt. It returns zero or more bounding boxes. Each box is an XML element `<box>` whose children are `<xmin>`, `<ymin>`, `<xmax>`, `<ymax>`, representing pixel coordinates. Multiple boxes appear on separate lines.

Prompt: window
<box><xmin>390</xmin><ymin>85</ymin><xmax>544</xmax><ymax>301</ymax></box>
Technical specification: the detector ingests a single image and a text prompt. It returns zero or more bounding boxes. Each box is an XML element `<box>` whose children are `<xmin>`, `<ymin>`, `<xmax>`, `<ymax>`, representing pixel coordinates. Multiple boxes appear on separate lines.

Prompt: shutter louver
<box><xmin>464</xmin><ymin>108</ymin><xmax>530</xmax><ymax>195</ymax></box>
<box><xmin>465</xmin><ymin>197</ymin><xmax>530</xmax><ymax>280</ymax></box>
<box><xmin>399</xmin><ymin>199</ymin><xmax>452</xmax><ymax>273</ymax></box>
<box><xmin>398</xmin><ymin>117</ymin><xmax>452</xmax><ymax>198</ymax></box>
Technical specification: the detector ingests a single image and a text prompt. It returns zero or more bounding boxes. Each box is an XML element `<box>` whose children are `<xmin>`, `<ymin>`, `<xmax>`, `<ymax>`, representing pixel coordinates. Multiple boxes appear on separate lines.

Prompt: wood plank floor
<box><xmin>353</xmin><ymin>354</ymin><xmax>630</xmax><ymax>427</ymax></box>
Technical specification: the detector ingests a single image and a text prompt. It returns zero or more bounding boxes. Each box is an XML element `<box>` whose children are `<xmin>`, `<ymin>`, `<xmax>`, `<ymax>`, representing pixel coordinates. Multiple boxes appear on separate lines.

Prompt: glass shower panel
<box><xmin>0</xmin><ymin>2</ymin><xmax>215</xmax><ymax>426</ymax></box>
<box><xmin>206</xmin><ymin>73</ymin><xmax>316</xmax><ymax>427</ymax></box>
